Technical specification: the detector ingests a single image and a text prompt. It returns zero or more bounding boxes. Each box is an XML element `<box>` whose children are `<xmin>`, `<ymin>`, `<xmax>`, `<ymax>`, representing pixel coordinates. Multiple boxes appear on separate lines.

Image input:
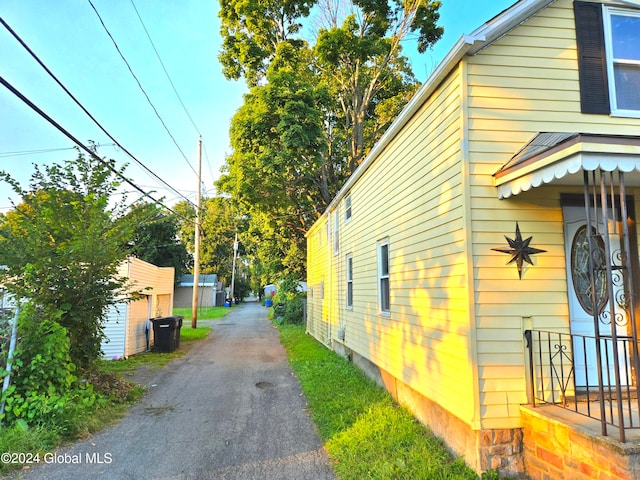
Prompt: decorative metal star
<box><xmin>492</xmin><ymin>222</ymin><xmax>547</xmax><ymax>279</ymax></box>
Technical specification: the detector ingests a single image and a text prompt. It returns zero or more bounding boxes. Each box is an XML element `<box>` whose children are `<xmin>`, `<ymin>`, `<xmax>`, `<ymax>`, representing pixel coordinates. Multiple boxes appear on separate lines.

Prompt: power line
<box><xmin>0</xmin><ymin>16</ymin><xmax>195</xmax><ymax>208</ymax></box>
<box><xmin>87</xmin><ymin>0</ymin><xmax>198</xmax><ymax>178</ymax></box>
<box><xmin>129</xmin><ymin>1</ymin><xmax>219</xmax><ymax>193</ymax></box>
<box><xmin>0</xmin><ymin>143</ymin><xmax>115</xmax><ymax>158</ymax></box>
<box><xmin>0</xmin><ymin>74</ymin><xmax>181</xmax><ymax>217</ymax></box>
<box><xmin>130</xmin><ymin>0</ymin><xmax>201</xmax><ymax>136</ymax></box>
<box><xmin>201</xmin><ymin>140</ymin><xmax>217</xmax><ymax>192</ymax></box>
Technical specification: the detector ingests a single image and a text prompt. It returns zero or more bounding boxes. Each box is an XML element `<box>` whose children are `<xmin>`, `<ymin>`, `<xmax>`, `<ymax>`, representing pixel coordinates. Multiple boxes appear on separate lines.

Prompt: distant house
<box><xmin>174</xmin><ymin>274</ymin><xmax>224</xmax><ymax>308</ymax></box>
<box><xmin>307</xmin><ymin>0</ymin><xmax>640</xmax><ymax>478</ymax></box>
<box><xmin>102</xmin><ymin>257</ymin><xmax>175</xmax><ymax>359</ymax></box>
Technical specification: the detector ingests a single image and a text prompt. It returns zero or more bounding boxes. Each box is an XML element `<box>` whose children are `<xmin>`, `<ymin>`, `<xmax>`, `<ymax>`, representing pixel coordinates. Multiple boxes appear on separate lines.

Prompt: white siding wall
<box><xmin>102</xmin><ymin>303</ymin><xmax>128</xmax><ymax>359</ymax></box>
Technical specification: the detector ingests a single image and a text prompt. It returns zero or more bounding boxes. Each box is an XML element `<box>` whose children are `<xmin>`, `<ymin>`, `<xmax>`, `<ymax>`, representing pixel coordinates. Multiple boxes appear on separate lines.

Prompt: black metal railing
<box><xmin>525</xmin><ymin>329</ymin><xmax>640</xmax><ymax>442</ymax></box>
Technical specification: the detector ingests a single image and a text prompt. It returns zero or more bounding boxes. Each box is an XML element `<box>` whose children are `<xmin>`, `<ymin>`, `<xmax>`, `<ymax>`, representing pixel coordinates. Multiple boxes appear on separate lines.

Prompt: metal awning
<box><xmin>494</xmin><ymin>133</ymin><xmax>640</xmax><ymax>199</ymax></box>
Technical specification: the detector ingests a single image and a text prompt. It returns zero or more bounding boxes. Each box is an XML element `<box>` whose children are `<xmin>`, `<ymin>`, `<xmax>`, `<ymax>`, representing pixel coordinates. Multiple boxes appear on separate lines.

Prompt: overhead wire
<box><xmin>129</xmin><ymin>1</ymin><xmax>218</xmax><ymax>198</ymax></box>
<box><xmin>86</xmin><ymin>0</ymin><xmax>199</xmax><ymax>179</ymax></box>
<box><xmin>0</xmin><ymin>143</ymin><xmax>115</xmax><ymax>158</ymax></box>
<box><xmin>129</xmin><ymin>0</ymin><xmax>201</xmax><ymax>137</ymax></box>
<box><xmin>0</xmin><ymin>74</ymin><xmax>181</xmax><ymax>217</ymax></box>
<box><xmin>0</xmin><ymin>16</ymin><xmax>196</xmax><ymax>209</ymax></box>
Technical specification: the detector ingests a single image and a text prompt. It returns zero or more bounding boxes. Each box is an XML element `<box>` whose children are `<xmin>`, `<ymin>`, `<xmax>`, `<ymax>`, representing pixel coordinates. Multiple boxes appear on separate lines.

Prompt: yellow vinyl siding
<box><xmin>465</xmin><ymin>0</ymin><xmax>579</xmax><ymax>429</ymax></box>
<box><xmin>308</xmin><ymin>0</ymin><xmax>640</xmax><ymax>438</ymax></box>
<box><xmin>465</xmin><ymin>0</ymin><xmax>640</xmax><ymax>429</ymax></box>
<box><xmin>306</xmin><ymin>217</ymin><xmax>331</xmax><ymax>343</ymax></box>
<box><xmin>308</xmin><ymin>64</ymin><xmax>477</xmax><ymax>426</ymax></box>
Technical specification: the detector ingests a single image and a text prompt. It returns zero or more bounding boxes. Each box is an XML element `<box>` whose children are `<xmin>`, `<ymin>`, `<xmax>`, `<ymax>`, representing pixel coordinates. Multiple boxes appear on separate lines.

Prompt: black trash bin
<box><xmin>151</xmin><ymin>316</ymin><xmax>183</xmax><ymax>353</ymax></box>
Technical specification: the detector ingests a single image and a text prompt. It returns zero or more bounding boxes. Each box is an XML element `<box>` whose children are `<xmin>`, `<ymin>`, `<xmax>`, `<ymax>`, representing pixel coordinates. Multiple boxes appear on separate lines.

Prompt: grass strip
<box><xmin>98</xmin><ymin>325</ymin><xmax>211</xmax><ymax>375</ymax></box>
<box><xmin>173</xmin><ymin>306</ymin><xmax>231</xmax><ymax>320</ymax></box>
<box><xmin>278</xmin><ymin>324</ymin><xmax>479</xmax><ymax>480</ymax></box>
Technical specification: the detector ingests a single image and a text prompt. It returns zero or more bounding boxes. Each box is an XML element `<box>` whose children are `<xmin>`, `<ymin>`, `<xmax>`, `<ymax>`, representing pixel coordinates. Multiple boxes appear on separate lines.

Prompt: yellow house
<box><xmin>306</xmin><ymin>0</ymin><xmax>640</xmax><ymax>477</ymax></box>
<box><xmin>102</xmin><ymin>257</ymin><xmax>175</xmax><ymax>359</ymax></box>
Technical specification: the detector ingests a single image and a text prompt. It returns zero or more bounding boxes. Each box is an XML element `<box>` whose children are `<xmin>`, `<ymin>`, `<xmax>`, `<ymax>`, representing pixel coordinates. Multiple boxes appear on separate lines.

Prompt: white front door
<box><xmin>563</xmin><ymin>205</ymin><xmax>630</xmax><ymax>387</ymax></box>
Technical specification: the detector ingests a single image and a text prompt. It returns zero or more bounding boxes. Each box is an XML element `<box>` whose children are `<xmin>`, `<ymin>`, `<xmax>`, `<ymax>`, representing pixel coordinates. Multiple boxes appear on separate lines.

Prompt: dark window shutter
<box><xmin>574</xmin><ymin>1</ymin><xmax>610</xmax><ymax>114</ymax></box>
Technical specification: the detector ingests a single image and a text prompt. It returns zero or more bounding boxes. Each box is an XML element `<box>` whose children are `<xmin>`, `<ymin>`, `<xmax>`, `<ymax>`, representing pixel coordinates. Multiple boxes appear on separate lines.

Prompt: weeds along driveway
<box><xmin>7</xmin><ymin>301</ymin><xmax>335</xmax><ymax>480</ymax></box>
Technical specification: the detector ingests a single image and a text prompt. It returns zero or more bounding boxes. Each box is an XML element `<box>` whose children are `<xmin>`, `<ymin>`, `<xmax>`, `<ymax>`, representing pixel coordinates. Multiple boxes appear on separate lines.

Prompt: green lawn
<box><xmin>173</xmin><ymin>305</ymin><xmax>232</xmax><ymax>321</ymax></box>
<box><xmin>99</xmin><ymin>324</ymin><xmax>213</xmax><ymax>375</ymax></box>
<box><xmin>277</xmin><ymin>324</ymin><xmax>481</xmax><ymax>480</ymax></box>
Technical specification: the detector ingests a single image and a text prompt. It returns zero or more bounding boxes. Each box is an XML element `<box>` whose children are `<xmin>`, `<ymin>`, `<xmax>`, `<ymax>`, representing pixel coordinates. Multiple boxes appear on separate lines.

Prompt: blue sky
<box><xmin>0</xmin><ymin>0</ymin><xmax>515</xmax><ymax>212</ymax></box>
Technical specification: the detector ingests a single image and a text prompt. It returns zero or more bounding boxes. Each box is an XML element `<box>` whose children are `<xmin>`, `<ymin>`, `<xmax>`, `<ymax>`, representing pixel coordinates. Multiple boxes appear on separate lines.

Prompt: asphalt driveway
<box><xmin>7</xmin><ymin>301</ymin><xmax>335</xmax><ymax>480</ymax></box>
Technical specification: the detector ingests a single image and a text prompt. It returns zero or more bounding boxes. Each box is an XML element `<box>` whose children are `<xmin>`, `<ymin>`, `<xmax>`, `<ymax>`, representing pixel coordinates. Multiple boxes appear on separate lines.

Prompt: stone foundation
<box><xmin>332</xmin><ymin>341</ymin><xmax>526</xmax><ymax>477</ymax></box>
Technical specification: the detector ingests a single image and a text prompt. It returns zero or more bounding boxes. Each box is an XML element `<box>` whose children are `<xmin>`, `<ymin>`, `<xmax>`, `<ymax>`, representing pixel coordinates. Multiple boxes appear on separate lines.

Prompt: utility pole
<box><xmin>191</xmin><ymin>136</ymin><xmax>202</xmax><ymax>328</ymax></box>
<box><xmin>230</xmin><ymin>233</ymin><xmax>238</xmax><ymax>303</ymax></box>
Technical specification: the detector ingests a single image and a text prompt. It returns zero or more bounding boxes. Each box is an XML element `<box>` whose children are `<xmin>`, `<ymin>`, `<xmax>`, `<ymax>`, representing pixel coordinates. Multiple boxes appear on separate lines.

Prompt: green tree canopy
<box><xmin>126</xmin><ymin>202</ymin><xmax>191</xmax><ymax>281</ymax></box>
<box><xmin>314</xmin><ymin>0</ymin><xmax>442</xmax><ymax>167</ymax></box>
<box><xmin>217</xmin><ymin>0</ymin><xmax>443</xmax><ymax>276</ymax></box>
<box><xmin>174</xmin><ymin>196</ymin><xmax>247</xmax><ymax>284</ymax></box>
<box><xmin>0</xmin><ymin>148</ymin><xmax>138</xmax><ymax>368</ymax></box>
<box><xmin>216</xmin><ymin>42</ymin><xmax>327</xmax><ymax>276</ymax></box>
<box><xmin>219</xmin><ymin>0</ymin><xmax>316</xmax><ymax>86</ymax></box>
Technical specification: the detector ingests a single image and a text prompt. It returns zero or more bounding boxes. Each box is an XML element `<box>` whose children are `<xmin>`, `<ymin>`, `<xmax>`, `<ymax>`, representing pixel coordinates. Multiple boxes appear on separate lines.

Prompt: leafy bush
<box><xmin>0</xmin><ymin>303</ymin><xmax>97</xmax><ymax>433</ymax></box>
<box><xmin>282</xmin><ymin>295</ymin><xmax>305</xmax><ymax>324</ymax></box>
<box><xmin>0</xmin><ymin>150</ymin><xmax>141</xmax><ymax>369</ymax></box>
<box><xmin>272</xmin><ymin>273</ymin><xmax>305</xmax><ymax>325</ymax></box>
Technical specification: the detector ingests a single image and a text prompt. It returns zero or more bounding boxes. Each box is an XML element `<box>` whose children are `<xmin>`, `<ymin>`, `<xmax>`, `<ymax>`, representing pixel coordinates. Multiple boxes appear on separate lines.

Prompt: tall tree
<box><xmin>314</xmin><ymin>0</ymin><xmax>442</xmax><ymax>168</ymax></box>
<box><xmin>217</xmin><ymin>0</ymin><xmax>444</xmax><ymax>274</ymax></box>
<box><xmin>217</xmin><ymin>42</ymin><xmax>327</xmax><ymax>275</ymax></box>
<box><xmin>0</xmin><ymin>148</ymin><xmax>138</xmax><ymax>368</ymax></box>
<box><xmin>126</xmin><ymin>202</ymin><xmax>191</xmax><ymax>281</ymax></box>
<box><xmin>218</xmin><ymin>0</ymin><xmax>316</xmax><ymax>86</ymax></box>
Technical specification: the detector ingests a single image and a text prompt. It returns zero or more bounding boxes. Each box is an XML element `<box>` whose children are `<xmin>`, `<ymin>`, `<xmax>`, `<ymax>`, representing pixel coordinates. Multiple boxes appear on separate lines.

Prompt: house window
<box><xmin>333</xmin><ymin>210</ymin><xmax>339</xmax><ymax>255</ymax></box>
<box><xmin>605</xmin><ymin>8</ymin><xmax>640</xmax><ymax>113</ymax></box>
<box><xmin>326</xmin><ymin>214</ymin><xmax>330</xmax><ymax>243</ymax></box>
<box><xmin>574</xmin><ymin>2</ymin><xmax>640</xmax><ymax>116</ymax></box>
<box><xmin>345</xmin><ymin>194</ymin><xmax>352</xmax><ymax>222</ymax></box>
<box><xmin>377</xmin><ymin>239</ymin><xmax>390</xmax><ymax>314</ymax></box>
<box><xmin>346</xmin><ymin>254</ymin><xmax>353</xmax><ymax>309</ymax></box>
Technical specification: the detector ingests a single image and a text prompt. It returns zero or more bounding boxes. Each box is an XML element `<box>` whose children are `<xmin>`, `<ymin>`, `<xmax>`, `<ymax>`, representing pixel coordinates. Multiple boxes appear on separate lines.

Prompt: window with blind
<box><xmin>346</xmin><ymin>254</ymin><xmax>353</xmax><ymax>309</ymax></box>
<box><xmin>377</xmin><ymin>240</ymin><xmax>390</xmax><ymax>314</ymax></box>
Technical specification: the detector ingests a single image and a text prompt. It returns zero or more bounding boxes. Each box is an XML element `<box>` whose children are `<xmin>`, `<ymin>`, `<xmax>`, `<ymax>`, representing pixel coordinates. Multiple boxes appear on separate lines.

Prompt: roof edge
<box><xmin>470</xmin><ymin>0</ymin><xmax>556</xmax><ymax>53</ymax></box>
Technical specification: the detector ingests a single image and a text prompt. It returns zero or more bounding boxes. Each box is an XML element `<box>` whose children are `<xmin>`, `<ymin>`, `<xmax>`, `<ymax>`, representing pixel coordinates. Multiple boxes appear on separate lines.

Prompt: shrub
<box><xmin>0</xmin><ymin>150</ymin><xmax>141</xmax><ymax>369</ymax></box>
<box><xmin>283</xmin><ymin>295</ymin><xmax>305</xmax><ymax>325</ymax></box>
<box><xmin>272</xmin><ymin>273</ymin><xmax>305</xmax><ymax>325</ymax></box>
<box><xmin>0</xmin><ymin>303</ymin><xmax>97</xmax><ymax>433</ymax></box>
